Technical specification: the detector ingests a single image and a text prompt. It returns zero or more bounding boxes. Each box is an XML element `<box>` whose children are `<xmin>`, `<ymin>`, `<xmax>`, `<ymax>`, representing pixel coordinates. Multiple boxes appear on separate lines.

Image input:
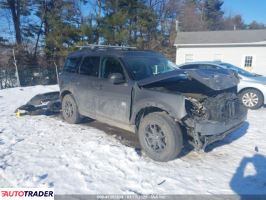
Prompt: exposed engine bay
<box><xmin>184</xmin><ymin>91</ymin><xmax>247</xmax><ymax>150</ymax></box>
<box><xmin>141</xmin><ymin>73</ymin><xmax>247</xmax><ymax>151</ymax></box>
<box><xmin>184</xmin><ymin>92</ymin><xmax>246</xmax><ymax>122</ymax></box>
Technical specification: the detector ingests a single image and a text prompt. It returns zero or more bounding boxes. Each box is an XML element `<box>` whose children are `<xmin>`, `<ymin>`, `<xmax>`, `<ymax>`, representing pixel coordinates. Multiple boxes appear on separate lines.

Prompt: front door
<box><xmin>96</xmin><ymin>56</ymin><xmax>133</xmax><ymax>124</ymax></box>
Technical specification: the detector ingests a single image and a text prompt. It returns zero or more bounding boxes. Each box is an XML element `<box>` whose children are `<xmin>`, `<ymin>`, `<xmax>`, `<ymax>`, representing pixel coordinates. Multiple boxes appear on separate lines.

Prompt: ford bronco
<box><xmin>59</xmin><ymin>45</ymin><xmax>247</xmax><ymax>162</ymax></box>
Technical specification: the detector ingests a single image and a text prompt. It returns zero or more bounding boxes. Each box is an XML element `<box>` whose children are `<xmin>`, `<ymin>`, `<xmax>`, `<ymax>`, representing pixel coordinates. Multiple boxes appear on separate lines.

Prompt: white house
<box><xmin>174</xmin><ymin>29</ymin><xmax>266</xmax><ymax>75</ymax></box>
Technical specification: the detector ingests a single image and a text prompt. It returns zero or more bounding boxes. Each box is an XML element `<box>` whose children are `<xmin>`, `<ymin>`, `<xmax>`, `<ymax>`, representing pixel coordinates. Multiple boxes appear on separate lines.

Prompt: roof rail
<box><xmin>76</xmin><ymin>44</ymin><xmax>137</xmax><ymax>50</ymax></box>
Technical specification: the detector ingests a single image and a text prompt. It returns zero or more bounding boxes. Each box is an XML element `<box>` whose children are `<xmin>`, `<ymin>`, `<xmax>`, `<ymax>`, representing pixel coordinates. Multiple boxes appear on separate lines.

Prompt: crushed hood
<box><xmin>138</xmin><ymin>69</ymin><xmax>239</xmax><ymax>91</ymax></box>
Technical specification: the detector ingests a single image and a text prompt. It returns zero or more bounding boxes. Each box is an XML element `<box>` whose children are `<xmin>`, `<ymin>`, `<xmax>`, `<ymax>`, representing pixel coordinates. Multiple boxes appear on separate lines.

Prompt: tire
<box><xmin>138</xmin><ymin>112</ymin><xmax>183</xmax><ymax>162</ymax></box>
<box><xmin>62</xmin><ymin>94</ymin><xmax>82</xmax><ymax>124</ymax></box>
<box><xmin>239</xmin><ymin>89</ymin><xmax>264</xmax><ymax>110</ymax></box>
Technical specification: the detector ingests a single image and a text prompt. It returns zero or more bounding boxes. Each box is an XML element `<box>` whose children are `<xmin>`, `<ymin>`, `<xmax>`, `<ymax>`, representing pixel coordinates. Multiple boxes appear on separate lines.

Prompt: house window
<box><xmin>185</xmin><ymin>54</ymin><xmax>193</xmax><ymax>63</ymax></box>
<box><xmin>244</xmin><ymin>56</ymin><xmax>253</xmax><ymax>67</ymax></box>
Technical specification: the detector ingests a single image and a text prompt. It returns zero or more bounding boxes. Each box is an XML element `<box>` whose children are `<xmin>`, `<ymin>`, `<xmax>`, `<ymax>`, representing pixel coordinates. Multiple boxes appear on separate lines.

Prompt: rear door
<box><xmin>95</xmin><ymin>56</ymin><xmax>133</xmax><ymax>124</ymax></box>
<box><xmin>74</xmin><ymin>56</ymin><xmax>100</xmax><ymax>118</ymax></box>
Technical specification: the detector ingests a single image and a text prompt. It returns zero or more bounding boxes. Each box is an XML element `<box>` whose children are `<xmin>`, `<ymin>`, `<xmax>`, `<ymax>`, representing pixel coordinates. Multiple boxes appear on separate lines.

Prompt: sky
<box><xmin>223</xmin><ymin>0</ymin><xmax>266</xmax><ymax>24</ymax></box>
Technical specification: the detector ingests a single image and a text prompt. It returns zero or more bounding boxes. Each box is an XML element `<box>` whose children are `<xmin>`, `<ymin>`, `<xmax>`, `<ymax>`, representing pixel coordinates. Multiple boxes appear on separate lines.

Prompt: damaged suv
<box><xmin>59</xmin><ymin>46</ymin><xmax>247</xmax><ymax>162</ymax></box>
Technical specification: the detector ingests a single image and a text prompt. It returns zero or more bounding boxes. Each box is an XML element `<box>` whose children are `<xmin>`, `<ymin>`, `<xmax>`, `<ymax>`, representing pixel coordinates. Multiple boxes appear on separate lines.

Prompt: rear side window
<box><xmin>64</xmin><ymin>57</ymin><xmax>81</xmax><ymax>73</ymax></box>
<box><xmin>181</xmin><ymin>64</ymin><xmax>198</xmax><ymax>69</ymax></box>
<box><xmin>79</xmin><ymin>56</ymin><xmax>100</xmax><ymax>77</ymax></box>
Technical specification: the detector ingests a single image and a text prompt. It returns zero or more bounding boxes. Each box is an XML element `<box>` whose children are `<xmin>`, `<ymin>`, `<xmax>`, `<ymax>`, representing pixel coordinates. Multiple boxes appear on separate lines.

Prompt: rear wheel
<box><xmin>62</xmin><ymin>94</ymin><xmax>82</xmax><ymax>124</ymax></box>
<box><xmin>138</xmin><ymin>112</ymin><xmax>183</xmax><ymax>162</ymax></box>
<box><xmin>239</xmin><ymin>89</ymin><xmax>264</xmax><ymax>110</ymax></box>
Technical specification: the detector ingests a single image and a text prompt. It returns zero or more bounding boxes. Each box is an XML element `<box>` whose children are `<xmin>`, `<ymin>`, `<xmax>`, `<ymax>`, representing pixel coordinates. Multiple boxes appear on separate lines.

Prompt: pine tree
<box><xmin>203</xmin><ymin>0</ymin><xmax>224</xmax><ymax>30</ymax></box>
<box><xmin>33</xmin><ymin>0</ymin><xmax>82</xmax><ymax>57</ymax></box>
<box><xmin>100</xmin><ymin>0</ymin><xmax>156</xmax><ymax>47</ymax></box>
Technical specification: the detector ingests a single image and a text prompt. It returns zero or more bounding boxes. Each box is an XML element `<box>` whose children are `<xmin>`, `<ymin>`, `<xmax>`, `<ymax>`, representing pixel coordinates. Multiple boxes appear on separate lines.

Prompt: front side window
<box><xmin>64</xmin><ymin>57</ymin><xmax>81</xmax><ymax>73</ymax></box>
<box><xmin>244</xmin><ymin>56</ymin><xmax>253</xmax><ymax>67</ymax></box>
<box><xmin>79</xmin><ymin>56</ymin><xmax>100</xmax><ymax>77</ymax></box>
<box><xmin>123</xmin><ymin>56</ymin><xmax>177</xmax><ymax>80</ymax></box>
<box><xmin>198</xmin><ymin>64</ymin><xmax>219</xmax><ymax>70</ymax></box>
<box><xmin>101</xmin><ymin>57</ymin><xmax>125</xmax><ymax>79</ymax></box>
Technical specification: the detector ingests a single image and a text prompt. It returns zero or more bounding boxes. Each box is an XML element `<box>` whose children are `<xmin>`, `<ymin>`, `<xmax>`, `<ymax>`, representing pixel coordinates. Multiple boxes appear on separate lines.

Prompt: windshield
<box><xmin>123</xmin><ymin>56</ymin><xmax>178</xmax><ymax>80</ymax></box>
<box><xmin>220</xmin><ymin>63</ymin><xmax>257</xmax><ymax>77</ymax></box>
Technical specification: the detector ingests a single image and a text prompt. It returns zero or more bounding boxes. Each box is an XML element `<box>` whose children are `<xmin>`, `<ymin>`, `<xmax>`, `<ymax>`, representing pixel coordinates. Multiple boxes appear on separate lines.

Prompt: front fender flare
<box><xmin>130</xmin><ymin>98</ymin><xmax>187</xmax><ymax>125</ymax></box>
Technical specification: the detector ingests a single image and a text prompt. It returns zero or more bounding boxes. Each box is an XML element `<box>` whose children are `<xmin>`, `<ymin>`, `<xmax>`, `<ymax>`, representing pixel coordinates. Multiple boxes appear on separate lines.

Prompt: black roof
<box><xmin>68</xmin><ymin>48</ymin><xmax>162</xmax><ymax>58</ymax></box>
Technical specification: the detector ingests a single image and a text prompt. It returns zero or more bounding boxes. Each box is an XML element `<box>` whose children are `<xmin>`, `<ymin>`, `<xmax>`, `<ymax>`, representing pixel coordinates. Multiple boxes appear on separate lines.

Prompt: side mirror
<box><xmin>108</xmin><ymin>73</ymin><xmax>125</xmax><ymax>84</ymax></box>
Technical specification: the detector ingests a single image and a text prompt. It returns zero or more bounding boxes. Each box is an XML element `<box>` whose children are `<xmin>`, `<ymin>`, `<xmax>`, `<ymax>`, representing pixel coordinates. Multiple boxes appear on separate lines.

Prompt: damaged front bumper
<box><xmin>184</xmin><ymin>113</ymin><xmax>247</xmax><ymax>151</ymax></box>
<box><xmin>15</xmin><ymin>91</ymin><xmax>61</xmax><ymax>115</ymax></box>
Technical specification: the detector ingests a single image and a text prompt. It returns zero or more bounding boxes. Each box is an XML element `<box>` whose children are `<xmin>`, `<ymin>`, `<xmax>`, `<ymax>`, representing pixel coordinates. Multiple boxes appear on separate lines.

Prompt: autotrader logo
<box><xmin>0</xmin><ymin>188</ymin><xmax>54</xmax><ymax>200</ymax></box>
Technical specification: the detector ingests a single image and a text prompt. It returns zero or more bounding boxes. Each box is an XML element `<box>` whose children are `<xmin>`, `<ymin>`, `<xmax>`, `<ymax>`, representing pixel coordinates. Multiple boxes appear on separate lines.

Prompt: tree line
<box><xmin>0</xmin><ymin>0</ymin><xmax>265</xmax><ymax>88</ymax></box>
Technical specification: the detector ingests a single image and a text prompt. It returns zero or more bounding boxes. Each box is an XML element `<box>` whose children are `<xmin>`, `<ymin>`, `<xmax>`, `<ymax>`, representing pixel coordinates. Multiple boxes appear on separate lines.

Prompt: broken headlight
<box><xmin>185</xmin><ymin>97</ymin><xmax>209</xmax><ymax>120</ymax></box>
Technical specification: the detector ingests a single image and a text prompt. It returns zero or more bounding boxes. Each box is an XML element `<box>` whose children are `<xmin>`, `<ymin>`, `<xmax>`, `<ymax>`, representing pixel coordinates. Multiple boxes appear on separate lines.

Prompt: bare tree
<box><xmin>179</xmin><ymin>1</ymin><xmax>206</xmax><ymax>32</ymax></box>
<box><xmin>4</xmin><ymin>0</ymin><xmax>22</xmax><ymax>44</ymax></box>
<box><xmin>223</xmin><ymin>15</ymin><xmax>246</xmax><ymax>30</ymax></box>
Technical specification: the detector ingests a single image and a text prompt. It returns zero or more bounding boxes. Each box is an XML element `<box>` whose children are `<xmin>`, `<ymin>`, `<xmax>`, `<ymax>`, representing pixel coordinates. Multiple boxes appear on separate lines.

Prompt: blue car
<box><xmin>179</xmin><ymin>62</ymin><xmax>266</xmax><ymax>109</ymax></box>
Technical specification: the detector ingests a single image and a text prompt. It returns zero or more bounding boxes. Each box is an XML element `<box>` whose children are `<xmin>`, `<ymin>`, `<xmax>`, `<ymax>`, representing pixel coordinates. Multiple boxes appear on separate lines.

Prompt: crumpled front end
<box><xmin>183</xmin><ymin>92</ymin><xmax>247</xmax><ymax>150</ymax></box>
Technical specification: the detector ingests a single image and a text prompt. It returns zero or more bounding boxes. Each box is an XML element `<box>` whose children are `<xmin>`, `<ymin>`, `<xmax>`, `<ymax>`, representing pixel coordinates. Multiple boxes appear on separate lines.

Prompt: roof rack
<box><xmin>76</xmin><ymin>44</ymin><xmax>137</xmax><ymax>50</ymax></box>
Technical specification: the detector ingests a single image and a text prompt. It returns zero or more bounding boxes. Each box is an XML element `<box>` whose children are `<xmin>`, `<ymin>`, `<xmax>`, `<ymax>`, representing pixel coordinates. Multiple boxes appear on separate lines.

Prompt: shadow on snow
<box><xmin>230</xmin><ymin>154</ymin><xmax>266</xmax><ymax>197</ymax></box>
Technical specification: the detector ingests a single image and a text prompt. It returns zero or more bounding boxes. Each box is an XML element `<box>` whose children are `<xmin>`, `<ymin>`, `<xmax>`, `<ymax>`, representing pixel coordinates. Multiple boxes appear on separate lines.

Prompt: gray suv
<box><xmin>59</xmin><ymin>46</ymin><xmax>247</xmax><ymax>162</ymax></box>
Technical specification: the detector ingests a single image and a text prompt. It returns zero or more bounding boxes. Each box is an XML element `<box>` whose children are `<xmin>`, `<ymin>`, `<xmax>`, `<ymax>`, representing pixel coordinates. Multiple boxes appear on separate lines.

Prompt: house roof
<box><xmin>175</xmin><ymin>29</ymin><xmax>266</xmax><ymax>45</ymax></box>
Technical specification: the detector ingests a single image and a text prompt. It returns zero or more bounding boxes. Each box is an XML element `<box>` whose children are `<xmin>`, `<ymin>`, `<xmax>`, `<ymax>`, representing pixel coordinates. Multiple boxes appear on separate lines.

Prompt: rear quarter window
<box><xmin>79</xmin><ymin>56</ymin><xmax>100</xmax><ymax>77</ymax></box>
<box><xmin>64</xmin><ymin>57</ymin><xmax>82</xmax><ymax>73</ymax></box>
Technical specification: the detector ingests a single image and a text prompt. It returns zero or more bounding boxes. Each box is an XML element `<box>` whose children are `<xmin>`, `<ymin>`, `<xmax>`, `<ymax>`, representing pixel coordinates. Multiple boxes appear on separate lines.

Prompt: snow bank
<box><xmin>0</xmin><ymin>85</ymin><xmax>265</xmax><ymax>195</ymax></box>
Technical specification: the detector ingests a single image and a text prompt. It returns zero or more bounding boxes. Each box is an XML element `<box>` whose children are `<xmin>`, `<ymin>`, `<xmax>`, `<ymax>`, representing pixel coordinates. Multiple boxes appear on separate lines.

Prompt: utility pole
<box><xmin>176</xmin><ymin>20</ymin><xmax>180</xmax><ymax>32</ymax></box>
<box><xmin>53</xmin><ymin>61</ymin><xmax>59</xmax><ymax>84</ymax></box>
<box><xmin>12</xmin><ymin>49</ymin><xmax>21</xmax><ymax>87</ymax></box>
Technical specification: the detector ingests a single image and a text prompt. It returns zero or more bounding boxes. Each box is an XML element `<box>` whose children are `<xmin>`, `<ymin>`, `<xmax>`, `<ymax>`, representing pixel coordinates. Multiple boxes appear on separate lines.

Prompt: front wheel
<box><xmin>239</xmin><ymin>89</ymin><xmax>264</xmax><ymax>110</ymax></box>
<box><xmin>138</xmin><ymin>112</ymin><xmax>183</xmax><ymax>162</ymax></box>
<box><xmin>62</xmin><ymin>94</ymin><xmax>82</xmax><ymax>124</ymax></box>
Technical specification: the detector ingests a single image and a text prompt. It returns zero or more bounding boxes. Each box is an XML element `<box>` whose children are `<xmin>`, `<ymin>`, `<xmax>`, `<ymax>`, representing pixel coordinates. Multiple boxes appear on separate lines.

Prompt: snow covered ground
<box><xmin>0</xmin><ymin>85</ymin><xmax>265</xmax><ymax>195</ymax></box>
